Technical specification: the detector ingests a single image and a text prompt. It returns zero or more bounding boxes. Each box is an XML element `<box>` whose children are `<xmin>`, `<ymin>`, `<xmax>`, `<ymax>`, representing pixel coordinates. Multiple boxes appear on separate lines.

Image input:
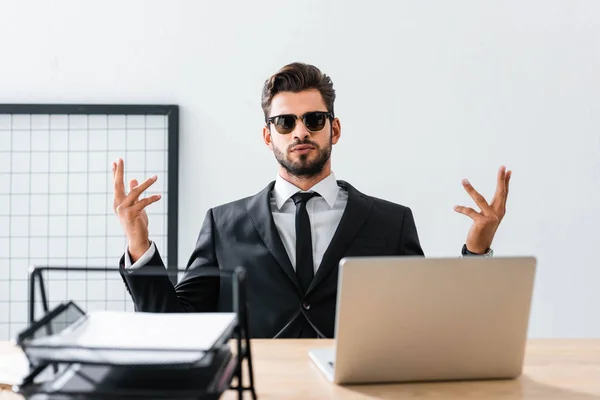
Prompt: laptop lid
<box><xmin>332</xmin><ymin>256</ymin><xmax>536</xmax><ymax>384</ymax></box>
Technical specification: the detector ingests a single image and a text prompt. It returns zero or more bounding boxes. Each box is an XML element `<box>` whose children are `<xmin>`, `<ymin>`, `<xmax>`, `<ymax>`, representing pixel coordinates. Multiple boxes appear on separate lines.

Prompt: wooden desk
<box><xmin>2</xmin><ymin>339</ymin><xmax>600</xmax><ymax>399</ymax></box>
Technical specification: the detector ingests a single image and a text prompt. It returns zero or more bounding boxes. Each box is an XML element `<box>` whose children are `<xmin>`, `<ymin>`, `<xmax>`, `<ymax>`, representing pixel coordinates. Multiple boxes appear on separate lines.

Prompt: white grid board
<box><xmin>0</xmin><ymin>113</ymin><xmax>170</xmax><ymax>340</ymax></box>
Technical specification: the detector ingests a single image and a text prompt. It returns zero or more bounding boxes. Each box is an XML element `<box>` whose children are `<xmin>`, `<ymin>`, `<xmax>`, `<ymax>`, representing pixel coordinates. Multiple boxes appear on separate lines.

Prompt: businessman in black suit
<box><xmin>114</xmin><ymin>63</ymin><xmax>512</xmax><ymax>338</ymax></box>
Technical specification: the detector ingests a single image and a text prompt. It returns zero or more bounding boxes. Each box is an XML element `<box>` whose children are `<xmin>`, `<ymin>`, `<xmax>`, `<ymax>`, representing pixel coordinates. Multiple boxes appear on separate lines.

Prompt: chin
<box><xmin>290</xmin><ymin>158</ymin><xmax>314</xmax><ymax>168</ymax></box>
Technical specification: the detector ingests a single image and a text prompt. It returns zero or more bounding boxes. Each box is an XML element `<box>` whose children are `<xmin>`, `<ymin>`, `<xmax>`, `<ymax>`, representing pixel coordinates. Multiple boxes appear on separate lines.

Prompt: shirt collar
<box><xmin>273</xmin><ymin>172</ymin><xmax>340</xmax><ymax>210</ymax></box>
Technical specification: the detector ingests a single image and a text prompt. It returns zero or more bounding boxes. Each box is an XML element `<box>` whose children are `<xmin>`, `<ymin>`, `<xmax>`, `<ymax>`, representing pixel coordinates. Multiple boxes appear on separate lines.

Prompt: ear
<box><xmin>263</xmin><ymin>125</ymin><xmax>273</xmax><ymax>149</ymax></box>
<box><xmin>331</xmin><ymin>118</ymin><xmax>341</xmax><ymax>145</ymax></box>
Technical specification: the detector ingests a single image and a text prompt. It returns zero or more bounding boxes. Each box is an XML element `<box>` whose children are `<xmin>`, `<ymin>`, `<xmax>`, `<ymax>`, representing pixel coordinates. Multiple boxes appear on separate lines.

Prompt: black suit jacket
<box><xmin>120</xmin><ymin>180</ymin><xmax>424</xmax><ymax>338</ymax></box>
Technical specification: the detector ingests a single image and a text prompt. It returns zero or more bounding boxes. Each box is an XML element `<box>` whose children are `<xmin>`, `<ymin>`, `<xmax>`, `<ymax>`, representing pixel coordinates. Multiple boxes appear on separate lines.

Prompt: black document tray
<box><xmin>18</xmin><ymin>345</ymin><xmax>235</xmax><ymax>400</ymax></box>
<box><xmin>15</xmin><ymin>265</ymin><xmax>257</xmax><ymax>400</ymax></box>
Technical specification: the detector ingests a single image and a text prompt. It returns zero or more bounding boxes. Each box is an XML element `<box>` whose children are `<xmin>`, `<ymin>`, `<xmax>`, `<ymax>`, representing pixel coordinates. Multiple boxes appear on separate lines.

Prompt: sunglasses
<box><xmin>266</xmin><ymin>111</ymin><xmax>333</xmax><ymax>135</ymax></box>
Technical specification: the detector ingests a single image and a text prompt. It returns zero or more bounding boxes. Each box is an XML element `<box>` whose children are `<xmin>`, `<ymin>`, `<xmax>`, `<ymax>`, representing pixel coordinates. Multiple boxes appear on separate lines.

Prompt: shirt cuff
<box><xmin>124</xmin><ymin>241</ymin><xmax>156</xmax><ymax>269</ymax></box>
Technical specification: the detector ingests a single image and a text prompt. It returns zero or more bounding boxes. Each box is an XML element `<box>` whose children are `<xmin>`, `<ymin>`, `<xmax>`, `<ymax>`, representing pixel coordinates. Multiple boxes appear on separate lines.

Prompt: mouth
<box><xmin>291</xmin><ymin>145</ymin><xmax>315</xmax><ymax>152</ymax></box>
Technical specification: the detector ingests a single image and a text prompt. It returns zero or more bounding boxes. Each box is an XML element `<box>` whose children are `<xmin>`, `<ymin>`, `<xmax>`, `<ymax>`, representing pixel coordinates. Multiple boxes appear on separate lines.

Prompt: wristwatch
<box><xmin>461</xmin><ymin>244</ymin><xmax>494</xmax><ymax>257</ymax></box>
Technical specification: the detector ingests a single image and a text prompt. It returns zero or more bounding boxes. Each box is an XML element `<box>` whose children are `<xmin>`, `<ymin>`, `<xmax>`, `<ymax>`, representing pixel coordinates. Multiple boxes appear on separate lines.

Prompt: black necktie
<box><xmin>291</xmin><ymin>192</ymin><xmax>320</xmax><ymax>294</ymax></box>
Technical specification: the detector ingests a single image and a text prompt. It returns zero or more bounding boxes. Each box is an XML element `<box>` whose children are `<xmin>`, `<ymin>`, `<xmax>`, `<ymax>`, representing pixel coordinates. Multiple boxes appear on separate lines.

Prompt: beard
<box><xmin>273</xmin><ymin>134</ymin><xmax>332</xmax><ymax>178</ymax></box>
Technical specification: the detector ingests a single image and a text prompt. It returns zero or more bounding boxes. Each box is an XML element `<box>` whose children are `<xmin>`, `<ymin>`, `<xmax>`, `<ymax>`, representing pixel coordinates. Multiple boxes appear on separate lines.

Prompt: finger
<box><xmin>129</xmin><ymin>179</ymin><xmax>139</xmax><ymax>204</ymax></box>
<box><xmin>462</xmin><ymin>179</ymin><xmax>492</xmax><ymax>213</ymax></box>
<box><xmin>492</xmin><ymin>165</ymin><xmax>507</xmax><ymax>203</ymax></box>
<box><xmin>113</xmin><ymin>158</ymin><xmax>125</xmax><ymax>201</ymax></box>
<box><xmin>124</xmin><ymin>175</ymin><xmax>158</xmax><ymax>205</ymax></box>
<box><xmin>131</xmin><ymin>194</ymin><xmax>162</xmax><ymax>212</ymax></box>
<box><xmin>454</xmin><ymin>205</ymin><xmax>481</xmax><ymax>220</ymax></box>
<box><xmin>111</xmin><ymin>162</ymin><xmax>118</xmax><ymax>194</ymax></box>
<box><xmin>500</xmin><ymin>170</ymin><xmax>512</xmax><ymax>209</ymax></box>
<box><xmin>129</xmin><ymin>179</ymin><xmax>138</xmax><ymax>191</ymax></box>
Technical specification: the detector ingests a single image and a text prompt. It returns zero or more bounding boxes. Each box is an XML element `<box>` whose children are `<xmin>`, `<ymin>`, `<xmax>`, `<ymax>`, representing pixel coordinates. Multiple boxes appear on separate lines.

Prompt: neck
<box><xmin>278</xmin><ymin>164</ymin><xmax>332</xmax><ymax>191</ymax></box>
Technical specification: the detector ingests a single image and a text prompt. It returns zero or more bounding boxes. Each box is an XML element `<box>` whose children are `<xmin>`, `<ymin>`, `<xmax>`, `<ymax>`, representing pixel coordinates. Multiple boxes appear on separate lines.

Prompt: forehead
<box><xmin>269</xmin><ymin>89</ymin><xmax>328</xmax><ymax>116</ymax></box>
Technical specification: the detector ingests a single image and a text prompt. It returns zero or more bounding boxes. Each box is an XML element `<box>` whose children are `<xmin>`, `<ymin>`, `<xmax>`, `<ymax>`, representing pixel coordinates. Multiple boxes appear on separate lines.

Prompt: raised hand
<box><xmin>112</xmin><ymin>158</ymin><xmax>161</xmax><ymax>262</ymax></box>
<box><xmin>454</xmin><ymin>166</ymin><xmax>512</xmax><ymax>254</ymax></box>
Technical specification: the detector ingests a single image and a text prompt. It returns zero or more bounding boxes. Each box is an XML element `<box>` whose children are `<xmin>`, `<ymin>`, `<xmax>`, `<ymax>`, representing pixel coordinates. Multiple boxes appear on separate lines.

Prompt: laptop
<box><xmin>309</xmin><ymin>256</ymin><xmax>536</xmax><ymax>385</ymax></box>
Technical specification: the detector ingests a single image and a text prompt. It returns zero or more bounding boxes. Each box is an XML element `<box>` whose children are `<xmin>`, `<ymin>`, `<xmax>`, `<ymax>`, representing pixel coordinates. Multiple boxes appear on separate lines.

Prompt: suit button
<box><xmin>302</xmin><ymin>301</ymin><xmax>310</xmax><ymax>310</ymax></box>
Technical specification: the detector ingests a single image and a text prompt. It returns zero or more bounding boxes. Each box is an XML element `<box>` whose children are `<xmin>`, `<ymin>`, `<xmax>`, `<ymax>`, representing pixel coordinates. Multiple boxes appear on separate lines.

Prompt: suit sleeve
<box><xmin>397</xmin><ymin>207</ymin><xmax>425</xmax><ymax>256</ymax></box>
<box><xmin>120</xmin><ymin>209</ymin><xmax>220</xmax><ymax>313</ymax></box>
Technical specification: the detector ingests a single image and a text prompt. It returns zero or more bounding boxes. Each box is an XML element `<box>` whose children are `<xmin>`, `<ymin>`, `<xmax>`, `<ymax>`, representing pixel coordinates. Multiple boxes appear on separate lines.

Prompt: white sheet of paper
<box><xmin>23</xmin><ymin>347</ymin><xmax>207</xmax><ymax>365</ymax></box>
<box><xmin>0</xmin><ymin>349</ymin><xmax>29</xmax><ymax>386</ymax></box>
<box><xmin>24</xmin><ymin>311</ymin><xmax>237</xmax><ymax>365</ymax></box>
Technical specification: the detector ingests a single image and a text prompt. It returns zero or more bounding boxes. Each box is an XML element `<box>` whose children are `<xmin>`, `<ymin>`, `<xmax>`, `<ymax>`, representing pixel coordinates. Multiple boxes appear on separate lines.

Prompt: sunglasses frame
<box><xmin>266</xmin><ymin>111</ymin><xmax>334</xmax><ymax>134</ymax></box>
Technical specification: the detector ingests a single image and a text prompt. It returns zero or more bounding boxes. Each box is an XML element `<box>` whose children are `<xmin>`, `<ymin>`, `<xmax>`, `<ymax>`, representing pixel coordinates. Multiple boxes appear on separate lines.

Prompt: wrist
<box><xmin>129</xmin><ymin>239</ymin><xmax>151</xmax><ymax>262</ymax></box>
<box><xmin>462</xmin><ymin>244</ymin><xmax>494</xmax><ymax>257</ymax></box>
<box><xmin>464</xmin><ymin>239</ymin><xmax>490</xmax><ymax>255</ymax></box>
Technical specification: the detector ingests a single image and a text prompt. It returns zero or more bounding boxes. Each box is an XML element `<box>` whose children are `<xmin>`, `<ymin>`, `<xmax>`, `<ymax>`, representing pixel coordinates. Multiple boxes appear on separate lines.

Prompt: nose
<box><xmin>292</xmin><ymin>118</ymin><xmax>311</xmax><ymax>141</ymax></box>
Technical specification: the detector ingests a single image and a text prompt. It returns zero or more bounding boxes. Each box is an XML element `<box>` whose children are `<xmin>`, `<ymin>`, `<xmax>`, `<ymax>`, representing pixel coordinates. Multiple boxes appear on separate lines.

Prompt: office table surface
<box><xmin>1</xmin><ymin>339</ymin><xmax>600</xmax><ymax>400</ymax></box>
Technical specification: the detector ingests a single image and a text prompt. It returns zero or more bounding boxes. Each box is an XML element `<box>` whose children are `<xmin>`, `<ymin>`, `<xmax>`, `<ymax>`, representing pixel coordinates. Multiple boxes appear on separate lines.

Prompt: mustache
<box><xmin>288</xmin><ymin>139</ymin><xmax>319</xmax><ymax>151</ymax></box>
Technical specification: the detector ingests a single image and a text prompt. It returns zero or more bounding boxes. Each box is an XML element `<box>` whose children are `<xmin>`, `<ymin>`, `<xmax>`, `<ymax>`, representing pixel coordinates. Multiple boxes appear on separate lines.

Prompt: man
<box><xmin>114</xmin><ymin>62</ymin><xmax>511</xmax><ymax>338</ymax></box>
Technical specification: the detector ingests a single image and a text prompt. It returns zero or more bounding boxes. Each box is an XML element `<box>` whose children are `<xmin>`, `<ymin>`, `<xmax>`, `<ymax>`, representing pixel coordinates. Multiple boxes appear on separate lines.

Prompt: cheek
<box><xmin>314</xmin><ymin>136</ymin><xmax>330</xmax><ymax>148</ymax></box>
<box><xmin>272</xmin><ymin>137</ymin><xmax>289</xmax><ymax>153</ymax></box>
<box><xmin>274</xmin><ymin>135</ymin><xmax>291</xmax><ymax>148</ymax></box>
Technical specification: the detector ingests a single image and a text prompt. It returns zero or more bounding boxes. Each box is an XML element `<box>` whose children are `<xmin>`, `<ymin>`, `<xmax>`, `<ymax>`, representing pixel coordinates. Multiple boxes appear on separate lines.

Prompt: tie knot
<box><xmin>291</xmin><ymin>191</ymin><xmax>320</xmax><ymax>206</ymax></box>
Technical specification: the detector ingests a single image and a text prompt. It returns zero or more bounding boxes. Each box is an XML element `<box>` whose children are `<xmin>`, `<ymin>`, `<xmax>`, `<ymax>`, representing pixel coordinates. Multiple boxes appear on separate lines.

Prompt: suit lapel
<box><xmin>307</xmin><ymin>180</ymin><xmax>373</xmax><ymax>294</ymax></box>
<box><xmin>246</xmin><ymin>182</ymin><xmax>302</xmax><ymax>293</ymax></box>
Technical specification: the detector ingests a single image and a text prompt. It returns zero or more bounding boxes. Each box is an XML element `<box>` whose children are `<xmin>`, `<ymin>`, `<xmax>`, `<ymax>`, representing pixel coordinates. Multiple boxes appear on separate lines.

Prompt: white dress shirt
<box><xmin>270</xmin><ymin>172</ymin><xmax>347</xmax><ymax>273</ymax></box>
<box><xmin>125</xmin><ymin>173</ymin><xmax>348</xmax><ymax>272</ymax></box>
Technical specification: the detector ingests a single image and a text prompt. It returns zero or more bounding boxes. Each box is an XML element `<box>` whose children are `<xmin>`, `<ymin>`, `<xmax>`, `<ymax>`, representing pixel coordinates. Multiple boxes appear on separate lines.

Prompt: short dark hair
<box><xmin>261</xmin><ymin>62</ymin><xmax>336</xmax><ymax>122</ymax></box>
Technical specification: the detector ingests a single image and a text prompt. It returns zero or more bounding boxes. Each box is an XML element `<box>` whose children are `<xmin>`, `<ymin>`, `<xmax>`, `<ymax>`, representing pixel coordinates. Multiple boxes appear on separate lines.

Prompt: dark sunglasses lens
<box><xmin>274</xmin><ymin>115</ymin><xmax>296</xmax><ymax>134</ymax></box>
<box><xmin>304</xmin><ymin>112</ymin><xmax>327</xmax><ymax>131</ymax></box>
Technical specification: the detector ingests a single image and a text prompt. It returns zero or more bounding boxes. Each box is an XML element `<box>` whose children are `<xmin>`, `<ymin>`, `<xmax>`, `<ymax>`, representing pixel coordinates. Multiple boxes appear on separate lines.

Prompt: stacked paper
<box><xmin>23</xmin><ymin>311</ymin><xmax>237</xmax><ymax>366</ymax></box>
